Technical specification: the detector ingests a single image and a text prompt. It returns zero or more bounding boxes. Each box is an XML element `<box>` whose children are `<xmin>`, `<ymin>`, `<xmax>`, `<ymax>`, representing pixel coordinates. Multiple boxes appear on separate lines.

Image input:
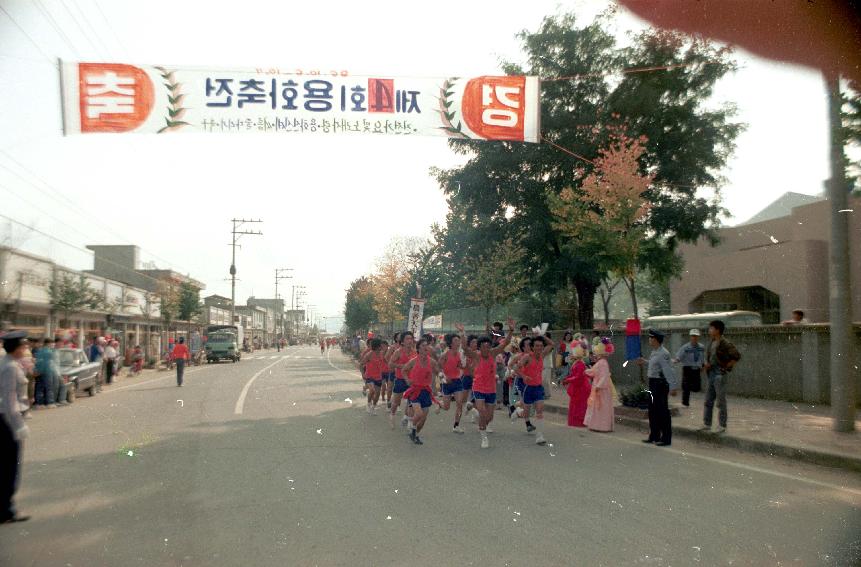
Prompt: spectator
<box><xmin>782</xmin><ymin>309</ymin><xmax>809</xmax><ymax>325</ymax></box>
<box><xmin>172</xmin><ymin>337</ymin><xmax>190</xmax><ymax>387</ymax></box>
<box><xmin>639</xmin><ymin>329</ymin><xmax>678</xmax><ymax>446</ymax></box>
<box><xmin>104</xmin><ymin>340</ymin><xmax>118</xmax><ymax>385</ymax></box>
<box><xmin>35</xmin><ymin>339</ymin><xmax>61</xmax><ymax>407</ymax></box>
<box><xmin>699</xmin><ymin>320</ymin><xmax>742</xmax><ymax>434</ymax></box>
<box><xmin>673</xmin><ymin>329</ymin><xmax>705</xmax><ymax>407</ymax></box>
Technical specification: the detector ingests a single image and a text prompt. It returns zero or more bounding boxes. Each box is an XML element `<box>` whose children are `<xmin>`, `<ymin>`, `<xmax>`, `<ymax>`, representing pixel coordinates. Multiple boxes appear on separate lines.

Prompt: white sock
<box><xmin>481</xmin><ymin>430</ymin><xmax>488</xmax><ymax>438</ymax></box>
<box><xmin>535</xmin><ymin>417</ymin><xmax>544</xmax><ymax>433</ymax></box>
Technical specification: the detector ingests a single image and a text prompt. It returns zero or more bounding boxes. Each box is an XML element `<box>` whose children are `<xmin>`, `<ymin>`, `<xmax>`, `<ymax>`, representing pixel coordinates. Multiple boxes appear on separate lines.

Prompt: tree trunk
<box><xmin>625</xmin><ymin>276</ymin><xmax>639</xmax><ymax>319</ymax></box>
<box><xmin>574</xmin><ymin>279</ymin><xmax>598</xmax><ymax>330</ymax></box>
<box><xmin>601</xmin><ymin>291</ymin><xmax>612</xmax><ymax>326</ymax></box>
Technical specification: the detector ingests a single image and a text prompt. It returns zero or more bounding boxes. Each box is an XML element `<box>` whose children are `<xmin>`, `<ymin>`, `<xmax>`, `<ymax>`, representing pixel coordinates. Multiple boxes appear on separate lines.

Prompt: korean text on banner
<box><xmin>407</xmin><ymin>299</ymin><xmax>426</xmax><ymax>337</ymax></box>
<box><xmin>60</xmin><ymin>62</ymin><xmax>541</xmax><ymax>142</ymax></box>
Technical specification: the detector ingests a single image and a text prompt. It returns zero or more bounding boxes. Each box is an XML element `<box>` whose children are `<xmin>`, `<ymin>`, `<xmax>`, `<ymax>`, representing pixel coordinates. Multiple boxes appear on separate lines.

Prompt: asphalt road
<box><xmin>2</xmin><ymin>346</ymin><xmax>859</xmax><ymax>567</ymax></box>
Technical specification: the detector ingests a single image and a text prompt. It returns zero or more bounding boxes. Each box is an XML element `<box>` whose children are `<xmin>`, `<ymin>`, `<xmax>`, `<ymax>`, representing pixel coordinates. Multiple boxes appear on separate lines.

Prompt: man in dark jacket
<box><xmin>699</xmin><ymin>320</ymin><xmax>741</xmax><ymax>434</ymax></box>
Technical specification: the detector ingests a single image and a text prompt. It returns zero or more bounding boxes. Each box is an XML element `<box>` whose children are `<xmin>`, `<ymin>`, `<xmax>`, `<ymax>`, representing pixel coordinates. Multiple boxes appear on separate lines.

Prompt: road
<box><xmin>2</xmin><ymin>345</ymin><xmax>859</xmax><ymax>566</ymax></box>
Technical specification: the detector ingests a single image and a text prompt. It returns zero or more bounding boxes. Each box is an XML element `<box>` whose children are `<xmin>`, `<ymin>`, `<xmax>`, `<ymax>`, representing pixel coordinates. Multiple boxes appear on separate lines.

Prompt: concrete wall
<box><xmin>553</xmin><ymin>325</ymin><xmax>860</xmax><ymax>405</ymax></box>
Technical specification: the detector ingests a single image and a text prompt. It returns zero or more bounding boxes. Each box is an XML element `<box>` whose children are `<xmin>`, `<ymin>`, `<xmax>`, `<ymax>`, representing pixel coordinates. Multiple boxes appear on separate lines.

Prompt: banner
<box><xmin>60</xmin><ymin>62</ymin><xmax>541</xmax><ymax>142</ymax></box>
<box><xmin>407</xmin><ymin>298</ymin><xmax>426</xmax><ymax>337</ymax></box>
<box><xmin>625</xmin><ymin>318</ymin><xmax>642</xmax><ymax>361</ymax></box>
<box><xmin>422</xmin><ymin>314</ymin><xmax>442</xmax><ymax>331</ymax></box>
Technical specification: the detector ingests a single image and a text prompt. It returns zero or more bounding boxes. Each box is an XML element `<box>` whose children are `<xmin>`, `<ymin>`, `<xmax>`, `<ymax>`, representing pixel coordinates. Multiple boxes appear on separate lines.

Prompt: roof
<box><xmin>739</xmin><ymin>192</ymin><xmax>823</xmax><ymax>226</ymax></box>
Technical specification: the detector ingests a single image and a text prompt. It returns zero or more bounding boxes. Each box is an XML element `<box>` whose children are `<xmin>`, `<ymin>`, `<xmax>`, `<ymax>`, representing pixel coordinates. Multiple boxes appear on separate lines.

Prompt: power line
<box><xmin>57</xmin><ymin>0</ymin><xmax>106</xmax><ymax>58</ymax></box>
<box><xmin>68</xmin><ymin>0</ymin><xmax>113</xmax><ymax>59</ymax></box>
<box><xmin>92</xmin><ymin>0</ymin><xmax>128</xmax><ymax>60</ymax></box>
<box><xmin>0</xmin><ymin>213</ymin><xmax>191</xmax><ymax>289</ymax></box>
<box><xmin>0</xmin><ymin>150</ymin><xmax>189</xmax><ymax>273</ymax></box>
<box><xmin>33</xmin><ymin>0</ymin><xmax>81</xmax><ymax>58</ymax></box>
<box><xmin>0</xmin><ymin>5</ymin><xmax>58</xmax><ymax>67</ymax></box>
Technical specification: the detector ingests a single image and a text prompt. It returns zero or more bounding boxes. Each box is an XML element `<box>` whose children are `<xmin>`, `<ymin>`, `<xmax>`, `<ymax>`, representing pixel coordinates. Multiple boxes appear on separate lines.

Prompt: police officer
<box><xmin>637</xmin><ymin>329</ymin><xmax>678</xmax><ymax>447</ymax></box>
<box><xmin>1</xmin><ymin>330</ymin><xmax>30</xmax><ymax>524</ymax></box>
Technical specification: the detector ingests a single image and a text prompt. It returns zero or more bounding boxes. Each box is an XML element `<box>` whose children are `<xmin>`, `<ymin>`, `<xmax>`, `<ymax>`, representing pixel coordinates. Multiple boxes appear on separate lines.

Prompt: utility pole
<box><xmin>825</xmin><ymin>73</ymin><xmax>856</xmax><ymax>432</ymax></box>
<box><xmin>274</xmin><ymin>268</ymin><xmax>293</xmax><ymax>351</ymax></box>
<box><xmin>229</xmin><ymin>218</ymin><xmax>262</xmax><ymax>326</ymax></box>
<box><xmin>291</xmin><ymin>284</ymin><xmax>305</xmax><ymax>342</ymax></box>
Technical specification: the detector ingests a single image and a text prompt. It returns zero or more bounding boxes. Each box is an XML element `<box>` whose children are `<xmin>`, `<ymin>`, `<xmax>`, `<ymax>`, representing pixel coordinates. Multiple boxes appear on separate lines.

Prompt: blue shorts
<box><xmin>441</xmin><ymin>379</ymin><xmax>464</xmax><ymax>396</ymax></box>
<box><xmin>461</xmin><ymin>375</ymin><xmax>474</xmax><ymax>391</ymax></box>
<box><xmin>514</xmin><ymin>377</ymin><xmax>525</xmax><ymax>395</ymax></box>
<box><xmin>472</xmin><ymin>391</ymin><xmax>496</xmax><ymax>405</ymax></box>
<box><xmin>409</xmin><ymin>390</ymin><xmax>432</xmax><ymax>409</ymax></box>
<box><xmin>383</xmin><ymin>372</ymin><xmax>396</xmax><ymax>382</ymax></box>
<box><xmin>365</xmin><ymin>378</ymin><xmax>382</xmax><ymax>387</ymax></box>
<box><xmin>523</xmin><ymin>385</ymin><xmax>545</xmax><ymax>405</ymax></box>
<box><xmin>393</xmin><ymin>378</ymin><xmax>409</xmax><ymax>394</ymax></box>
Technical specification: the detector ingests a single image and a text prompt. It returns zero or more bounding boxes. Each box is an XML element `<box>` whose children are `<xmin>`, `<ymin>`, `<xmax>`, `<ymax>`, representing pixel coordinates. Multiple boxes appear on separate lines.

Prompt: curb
<box><xmin>543</xmin><ymin>403</ymin><xmax>861</xmax><ymax>473</ymax></box>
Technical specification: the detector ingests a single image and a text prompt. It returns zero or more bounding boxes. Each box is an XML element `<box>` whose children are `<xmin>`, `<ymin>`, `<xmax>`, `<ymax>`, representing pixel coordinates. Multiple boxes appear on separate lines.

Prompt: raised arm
<box><xmin>489</xmin><ymin>317</ymin><xmax>516</xmax><ymax>357</ymax></box>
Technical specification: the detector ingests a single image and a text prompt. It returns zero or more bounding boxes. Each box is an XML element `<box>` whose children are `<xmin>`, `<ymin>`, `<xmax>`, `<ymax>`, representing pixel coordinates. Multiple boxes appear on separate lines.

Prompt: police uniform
<box><xmin>644</xmin><ymin>329</ymin><xmax>678</xmax><ymax>446</ymax></box>
<box><xmin>0</xmin><ymin>331</ymin><xmax>29</xmax><ymax>523</ymax></box>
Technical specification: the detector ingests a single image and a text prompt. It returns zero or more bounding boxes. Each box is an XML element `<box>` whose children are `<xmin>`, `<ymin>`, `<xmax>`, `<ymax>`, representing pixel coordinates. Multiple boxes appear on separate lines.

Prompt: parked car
<box><xmin>58</xmin><ymin>348</ymin><xmax>101</xmax><ymax>396</ymax></box>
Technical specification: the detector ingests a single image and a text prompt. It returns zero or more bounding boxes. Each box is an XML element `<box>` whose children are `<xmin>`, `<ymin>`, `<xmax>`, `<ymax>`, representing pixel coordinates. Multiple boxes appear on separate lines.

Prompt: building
<box><xmin>0</xmin><ymin>246</ymin><xmax>164</xmax><ymax>357</ymax></box>
<box><xmin>248</xmin><ymin>297</ymin><xmax>285</xmax><ymax>341</ymax></box>
<box><xmin>86</xmin><ymin>245</ymin><xmax>205</xmax><ymax>293</ymax></box>
<box><xmin>235</xmin><ymin>305</ymin><xmax>267</xmax><ymax>345</ymax></box>
<box><xmin>671</xmin><ymin>193</ymin><xmax>861</xmax><ymax>323</ymax></box>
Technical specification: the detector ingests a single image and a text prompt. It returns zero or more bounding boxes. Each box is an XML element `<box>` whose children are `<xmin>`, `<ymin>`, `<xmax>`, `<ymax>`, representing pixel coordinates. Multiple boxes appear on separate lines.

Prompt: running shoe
<box><xmin>452</xmin><ymin>425</ymin><xmax>465</xmax><ymax>434</ymax></box>
<box><xmin>535</xmin><ymin>433</ymin><xmax>547</xmax><ymax>445</ymax></box>
<box><xmin>526</xmin><ymin>423</ymin><xmax>536</xmax><ymax>433</ymax></box>
<box><xmin>409</xmin><ymin>429</ymin><xmax>417</xmax><ymax>442</ymax></box>
<box><xmin>401</xmin><ymin>415</ymin><xmax>410</xmax><ymax>428</ymax></box>
<box><xmin>366</xmin><ymin>405</ymin><xmax>372</xmax><ymax>414</ymax></box>
<box><xmin>413</xmin><ymin>435</ymin><xmax>423</xmax><ymax>445</ymax></box>
<box><xmin>480</xmin><ymin>435</ymin><xmax>490</xmax><ymax>449</ymax></box>
<box><xmin>371</xmin><ymin>405</ymin><xmax>378</xmax><ymax>415</ymax></box>
<box><xmin>486</xmin><ymin>426</ymin><xmax>495</xmax><ymax>434</ymax></box>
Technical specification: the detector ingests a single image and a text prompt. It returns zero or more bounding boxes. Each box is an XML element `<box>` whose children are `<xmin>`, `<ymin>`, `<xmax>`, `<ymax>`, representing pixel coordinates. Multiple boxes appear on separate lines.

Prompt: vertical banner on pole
<box><xmin>407</xmin><ymin>298</ymin><xmax>426</xmax><ymax>337</ymax></box>
<box><xmin>625</xmin><ymin>318</ymin><xmax>642</xmax><ymax>361</ymax></box>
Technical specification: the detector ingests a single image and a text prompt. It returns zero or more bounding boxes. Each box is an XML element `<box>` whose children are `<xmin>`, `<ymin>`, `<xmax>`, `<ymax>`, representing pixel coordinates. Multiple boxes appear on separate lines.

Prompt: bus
<box><xmin>643</xmin><ymin>311</ymin><xmax>762</xmax><ymax>331</ymax></box>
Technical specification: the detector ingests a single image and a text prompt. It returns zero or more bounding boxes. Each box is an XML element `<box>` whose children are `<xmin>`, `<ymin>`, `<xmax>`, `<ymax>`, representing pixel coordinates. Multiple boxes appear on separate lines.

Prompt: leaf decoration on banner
<box><xmin>155</xmin><ymin>66</ymin><xmax>190</xmax><ymax>133</ymax></box>
<box><xmin>437</xmin><ymin>77</ymin><xmax>468</xmax><ymax>139</ymax></box>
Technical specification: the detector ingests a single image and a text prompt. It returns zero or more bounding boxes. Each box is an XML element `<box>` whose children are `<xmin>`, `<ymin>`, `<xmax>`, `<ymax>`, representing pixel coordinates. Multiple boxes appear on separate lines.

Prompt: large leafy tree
<box><xmin>344</xmin><ymin>276</ymin><xmax>377</xmax><ymax>333</ymax></box>
<box><xmin>463</xmin><ymin>238</ymin><xmax>528</xmax><ymax>324</ymax></box>
<box><xmin>434</xmin><ymin>12</ymin><xmax>741</xmax><ymax>328</ymax></box>
<box><xmin>177</xmin><ymin>282</ymin><xmax>202</xmax><ymax>322</ymax></box>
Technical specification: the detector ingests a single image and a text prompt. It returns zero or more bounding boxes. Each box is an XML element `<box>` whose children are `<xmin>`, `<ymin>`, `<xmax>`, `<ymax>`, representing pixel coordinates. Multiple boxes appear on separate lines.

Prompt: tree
<box><xmin>344</xmin><ymin>276</ymin><xmax>377</xmax><ymax>333</ymax></box>
<box><xmin>156</xmin><ymin>279</ymin><xmax>180</xmax><ymax>332</ymax></box>
<box><xmin>48</xmin><ymin>273</ymin><xmax>103</xmax><ymax>328</ymax></box>
<box><xmin>177</xmin><ymin>282</ymin><xmax>202</xmax><ymax>322</ymax></box>
<box><xmin>434</xmin><ymin>12</ymin><xmax>741</xmax><ymax>328</ymax></box>
<box><xmin>462</xmin><ymin>238</ymin><xmax>528</xmax><ymax>324</ymax></box>
<box><xmin>550</xmin><ymin>130</ymin><xmax>654</xmax><ymax>318</ymax></box>
<box><xmin>637</xmin><ymin>270</ymin><xmax>672</xmax><ymax>316</ymax></box>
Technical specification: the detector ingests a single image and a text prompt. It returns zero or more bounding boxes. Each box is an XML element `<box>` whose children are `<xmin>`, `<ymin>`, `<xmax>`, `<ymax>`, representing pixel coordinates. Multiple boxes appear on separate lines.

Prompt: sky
<box><xmin>0</xmin><ymin>0</ymin><xmax>834</xmax><ymax>332</ymax></box>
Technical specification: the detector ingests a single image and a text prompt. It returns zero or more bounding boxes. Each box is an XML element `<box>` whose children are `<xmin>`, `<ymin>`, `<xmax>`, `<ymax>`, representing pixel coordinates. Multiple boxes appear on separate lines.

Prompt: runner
<box><xmin>465</xmin><ymin>319</ymin><xmax>514</xmax><ymax>448</ymax></box>
<box><xmin>439</xmin><ymin>332</ymin><xmax>466</xmax><ymax>434</ymax></box>
<box><xmin>401</xmin><ymin>337</ymin><xmax>441</xmax><ymax>445</ymax></box>
<box><xmin>508</xmin><ymin>337</ymin><xmax>532</xmax><ymax>421</ymax></box>
<box><xmin>514</xmin><ymin>335</ymin><xmax>555</xmax><ymax>445</ymax></box>
<box><xmin>359</xmin><ymin>338</ymin><xmax>385</xmax><ymax>414</ymax></box>
<box><xmin>460</xmin><ymin>332</ymin><xmax>479</xmax><ymax>424</ymax></box>
<box><xmin>387</xmin><ymin>331</ymin><xmax>417</xmax><ymax>429</ymax></box>
<box><xmin>379</xmin><ymin>339</ymin><xmax>393</xmax><ymax>408</ymax></box>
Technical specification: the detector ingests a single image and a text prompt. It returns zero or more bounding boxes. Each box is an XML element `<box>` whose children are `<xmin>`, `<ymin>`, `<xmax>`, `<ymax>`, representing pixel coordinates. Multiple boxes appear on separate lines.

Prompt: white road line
<box><xmin>326</xmin><ymin>348</ymin><xmax>360</xmax><ymax>378</ymax></box>
<box><xmin>270</xmin><ymin>355</ymin><xmax>279</xmax><ymax>359</ymax></box>
<box><xmin>234</xmin><ymin>358</ymin><xmax>285</xmax><ymax>415</ymax></box>
<box><xmin>548</xmin><ymin>421</ymin><xmax>861</xmax><ymax>497</ymax></box>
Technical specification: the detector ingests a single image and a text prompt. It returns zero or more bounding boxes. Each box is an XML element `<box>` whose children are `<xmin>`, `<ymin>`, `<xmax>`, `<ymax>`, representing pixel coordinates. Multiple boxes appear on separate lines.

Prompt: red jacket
<box><xmin>172</xmin><ymin>344</ymin><xmax>190</xmax><ymax>361</ymax></box>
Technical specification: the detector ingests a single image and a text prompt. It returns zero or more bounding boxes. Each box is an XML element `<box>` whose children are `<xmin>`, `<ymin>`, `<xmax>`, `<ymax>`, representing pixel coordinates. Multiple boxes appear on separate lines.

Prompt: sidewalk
<box><xmin>544</xmin><ymin>386</ymin><xmax>861</xmax><ymax>472</ymax></box>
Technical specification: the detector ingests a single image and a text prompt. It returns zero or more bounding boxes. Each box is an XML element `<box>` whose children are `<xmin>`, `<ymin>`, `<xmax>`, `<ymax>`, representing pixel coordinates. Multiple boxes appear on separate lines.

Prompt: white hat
<box><xmin>689</xmin><ymin>329</ymin><xmax>701</xmax><ymax>336</ymax></box>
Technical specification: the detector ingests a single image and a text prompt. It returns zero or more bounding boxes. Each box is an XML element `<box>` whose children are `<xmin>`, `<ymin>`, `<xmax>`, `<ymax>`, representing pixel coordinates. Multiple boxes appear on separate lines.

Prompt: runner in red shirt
<box><xmin>387</xmin><ymin>331</ymin><xmax>417</xmax><ymax>429</ymax></box>
<box><xmin>439</xmin><ymin>333</ymin><xmax>466</xmax><ymax>434</ymax></box>
<box><xmin>378</xmin><ymin>339</ymin><xmax>392</xmax><ymax>409</ymax></box>
<box><xmin>465</xmin><ymin>318</ymin><xmax>514</xmax><ymax>448</ymax></box>
<box><xmin>360</xmin><ymin>338</ymin><xmax>385</xmax><ymax>415</ymax></box>
<box><xmin>171</xmin><ymin>337</ymin><xmax>190</xmax><ymax>387</ymax></box>
<box><xmin>514</xmin><ymin>335</ymin><xmax>555</xmax><ymax>445</ymax></box>
<box><xmin>401</xmin><ymin>337</ymin><xmax>441</xmax><ymax>445</ymax></box>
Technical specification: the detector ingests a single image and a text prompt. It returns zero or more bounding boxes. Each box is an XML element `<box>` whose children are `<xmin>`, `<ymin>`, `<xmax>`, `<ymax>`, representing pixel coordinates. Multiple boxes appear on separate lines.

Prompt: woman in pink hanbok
<box><xmin>584</xmin><ymin>336</ymin><xmax>615</xmax><ymax>432</ymax></box>
<box><xmin>562</xmin><ymin>339</ymin><xmax>591</xmax><ymax>427</ymax></box>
